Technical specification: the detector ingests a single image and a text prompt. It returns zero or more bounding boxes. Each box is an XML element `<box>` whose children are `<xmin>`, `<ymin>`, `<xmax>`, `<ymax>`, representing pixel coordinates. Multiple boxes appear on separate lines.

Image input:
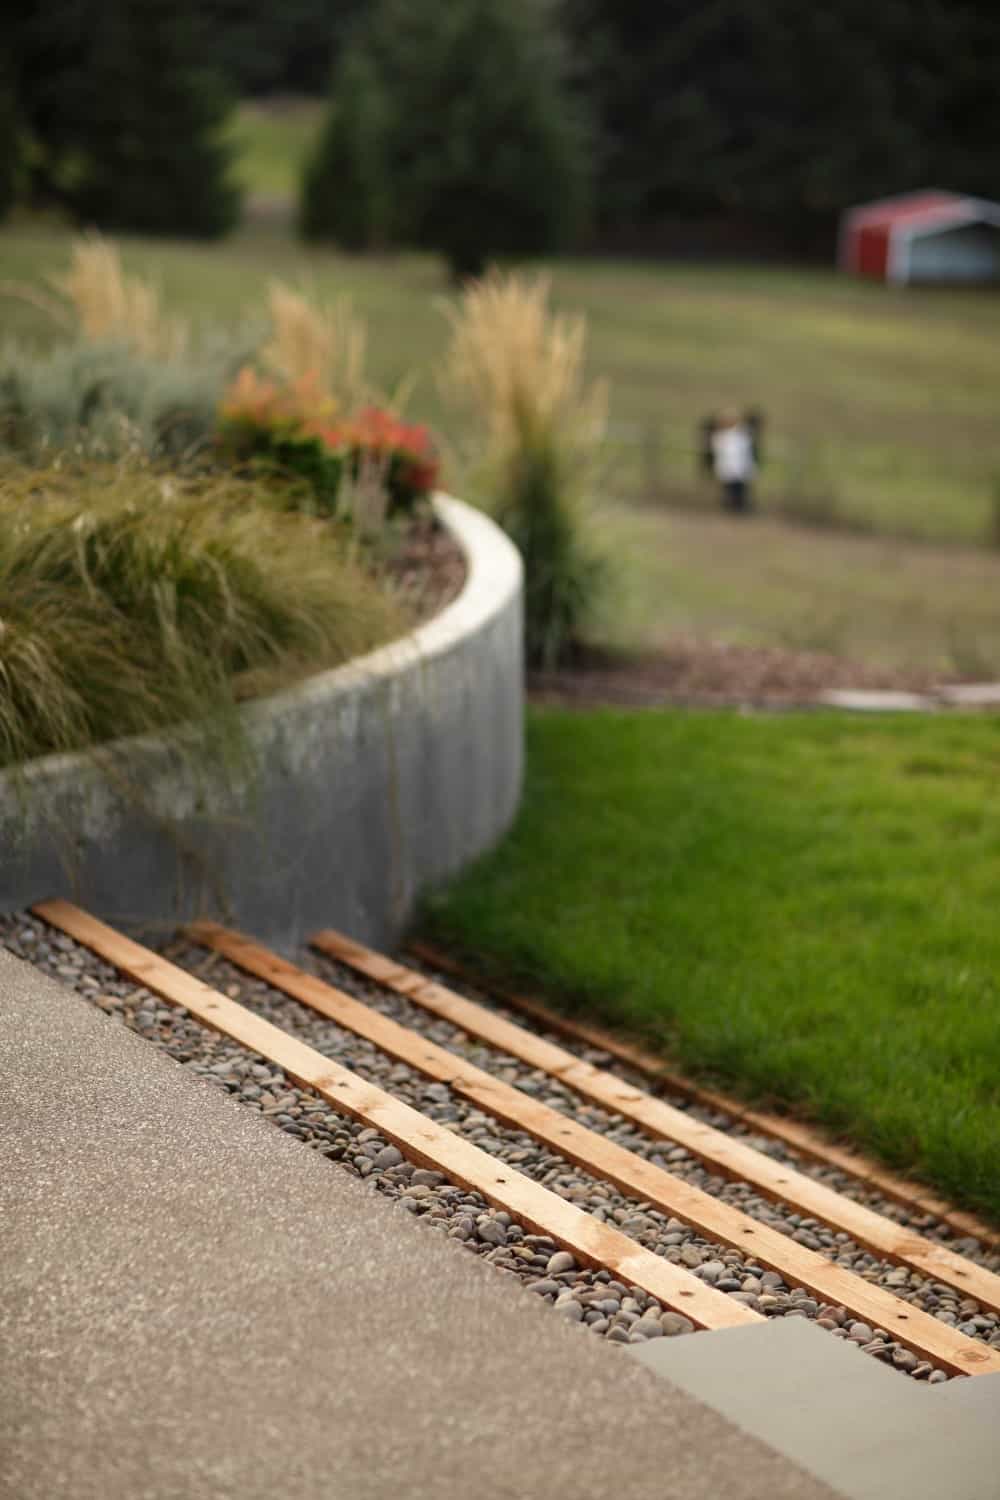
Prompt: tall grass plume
<box><xmin>441</xmin><ymin>272</ymin><xmax>607</xmax><ymax>668</ymax></box>
<box><xmin>262</xmin><ymin>281</ymin><xmax>368</xmax><ymax>413</ymax></box>
<box><xmin>36</xmin><ymin>233</ymin><xmax>190</xmax><ymax>359</ymax></box>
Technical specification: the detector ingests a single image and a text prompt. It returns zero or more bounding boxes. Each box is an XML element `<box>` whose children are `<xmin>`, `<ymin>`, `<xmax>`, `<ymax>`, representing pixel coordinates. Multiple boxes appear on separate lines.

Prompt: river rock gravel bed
<box><xmin>296</xmin><ymin>949</ymin><xmax>999</xmax><ymax>1358</ymax></box>
<box><xmin>399</xmin><ymin>957</ymin><xmax>1000</xmax><ymax>1265</ymax></box>
<box><xmin>6</xmin><ymin>912</ymin><xmax>996</xmax><ymax>1382</ymax></box>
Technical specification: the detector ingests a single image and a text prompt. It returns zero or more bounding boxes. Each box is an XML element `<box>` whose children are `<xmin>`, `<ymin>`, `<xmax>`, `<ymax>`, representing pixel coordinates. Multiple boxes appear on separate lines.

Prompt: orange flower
<box><xmin>217</xmin><ymin>375</ymin><xmax>440</xmax><ymax>506</ymax></box>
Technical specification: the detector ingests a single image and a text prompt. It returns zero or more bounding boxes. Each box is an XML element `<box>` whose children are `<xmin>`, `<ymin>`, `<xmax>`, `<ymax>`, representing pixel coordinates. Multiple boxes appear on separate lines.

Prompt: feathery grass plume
<box><xmin>47</xmin><ymin>234</ymin><xmax>189</xmax><ymax>360</ymax></box>
<box><xmin>440</xmin><ymin>271</ymin><xmax>607</xmax><ymax>668</ymax></box>
<box><xmin>0</xmin><ymin>460</ymin><xmax>403</xmax><ymax>769</ymax></box>
<box><xmin>262</xmin><ymin>281</ymin><xmax>368</xmax><ymax>412</ymax></box>
<box><xmin>441</xmin><ymin>272</ymin><xmax>606</xmax><ymax>457</ymax></box>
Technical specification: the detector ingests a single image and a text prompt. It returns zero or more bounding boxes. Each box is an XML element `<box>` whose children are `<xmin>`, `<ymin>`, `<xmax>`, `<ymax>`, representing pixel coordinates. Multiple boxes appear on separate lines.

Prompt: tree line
<box><xmin>4</xmin><ymin>0</ymin><xmax>998</xmax><ymax>264</ymax></box>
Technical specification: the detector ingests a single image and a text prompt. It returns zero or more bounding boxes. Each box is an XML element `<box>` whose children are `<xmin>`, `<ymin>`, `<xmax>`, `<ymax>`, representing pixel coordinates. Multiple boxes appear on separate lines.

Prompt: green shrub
<box><xmin>216</xmin><ymin>366</ymin><xmax>439</xmax><ymax>520</ymax></box>
<box><xmin>0</xmin><ymin>337</ymin><xmax>249</xmax><ymax>460</ymax></box>
<box><xmin>0</xmin><ymin>62</ymin><xmax>17</xmax><ymax>225</ymax></box>
<box><xmin>12</xmin><ymin>0</ymin><xmax>240</xmax><ymax>237</ymax></box>
<box><xmin>0</xmin><ymin>462</ymin><xmax>403</xmax><ymax>767</ymax></box>
<box><xmin>496</xmin><ymin>434</ymin><xmax>606</xmax><ymax>671</ymax></box>
<box><xmin>300</xmin><ymin>43</ymin><xmax>392</xmax><ymax>249</ymax></box>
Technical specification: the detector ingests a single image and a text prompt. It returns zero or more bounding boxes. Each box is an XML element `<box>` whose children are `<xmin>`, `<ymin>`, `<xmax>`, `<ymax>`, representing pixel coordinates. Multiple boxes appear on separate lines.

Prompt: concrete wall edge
<box><xmin>0</xmin><ymin>496</ymin><xmax>525</xmax><ymax>951</ymax></box>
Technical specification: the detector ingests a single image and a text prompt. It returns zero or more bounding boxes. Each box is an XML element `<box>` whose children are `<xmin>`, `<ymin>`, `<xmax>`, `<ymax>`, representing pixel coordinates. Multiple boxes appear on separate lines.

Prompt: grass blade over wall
<box><xmin>0</xmin><ymin>463</ymin><xmax>402</xmax><ymax>769</ymax></box>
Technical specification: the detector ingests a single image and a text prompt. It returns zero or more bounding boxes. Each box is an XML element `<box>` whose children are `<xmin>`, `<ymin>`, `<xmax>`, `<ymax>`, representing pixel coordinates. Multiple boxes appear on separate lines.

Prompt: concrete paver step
<box><xmin>630</xmin><ymin>1316</ymin><xmax>1000</xmax><ymax>1500</ymax></box>
<box><xmin>929</xmin><ymin>1367</ymin><xmax>1000</xmax><ymax>1417</ymax></box>
<box><xmin>817</xmin><ymin>689</ymin><xmax>935</xmax><ymax>712</ymax></box>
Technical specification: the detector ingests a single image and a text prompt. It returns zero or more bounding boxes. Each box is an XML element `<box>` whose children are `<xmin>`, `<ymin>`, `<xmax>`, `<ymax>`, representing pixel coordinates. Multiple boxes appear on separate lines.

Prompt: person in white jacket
<box><xmin>710</xmin><ymin>409</ymin><xmax>756</xmax><ymax>513</ymax></box>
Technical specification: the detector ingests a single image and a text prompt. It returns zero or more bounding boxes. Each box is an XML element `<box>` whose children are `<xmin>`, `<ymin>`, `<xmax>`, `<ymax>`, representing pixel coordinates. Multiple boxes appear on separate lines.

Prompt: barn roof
<box><xmin>844</xmin><ymin>190</ymin><xmax>1000</xmax><ymax>234</ymax></box>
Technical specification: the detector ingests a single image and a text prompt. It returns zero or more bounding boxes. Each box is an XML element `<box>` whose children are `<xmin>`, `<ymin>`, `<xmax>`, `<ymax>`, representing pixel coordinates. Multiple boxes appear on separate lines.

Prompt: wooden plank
<box><xmin>738</xmin><ymin>1112</ymin><xmax>1000</xmax><ymax>1248</ymax></box>
<box><xmin>317</xmin><ymin>928</ymin><xmax>1000</xmax><ymax>1319</ymax></box>
<box><xmin>408</xmin><ymin>942</ymin><xmax>1000</xmax><ymax>1249</ymax></box>
<box><xmin>184</xmin><ymin>918</ymin><xmax>1000</xmax><ymax>1378</ymax></box>
<box><xmin>407</xmin><ymin>940</ymin><xmax>691</xmax><ymax>1086</ymax></box>
<box><xmin>31</xmin><ymin>900</ymin><xmax>753</xmax><ymax>1333</ymax></box>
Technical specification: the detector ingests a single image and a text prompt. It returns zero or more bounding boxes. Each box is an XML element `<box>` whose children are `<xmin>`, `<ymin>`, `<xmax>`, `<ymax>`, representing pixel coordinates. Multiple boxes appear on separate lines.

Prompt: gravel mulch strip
<box><xmin>297</xmin><ymin>947</ymin><xmax>999</xmax><ymax>1358</ymax></box>
<box><xmin>528</xmin><ymin>641</ymin><xmax>942</xmax><ymax>710</ymax></box>
<box><xmin>2</xmin><ymin>914</ymin><xmax>713</xmax><ymax>1352</ymax></box>
<box><xmin>400</xmin><ymin>960</ymin><xmax>1000</xmax><ymax>1260</ymax></box>
<box><xmin>8</xmin><ymin>913</ymin><xmax>992</xmax><ymax>1381</ymax></box>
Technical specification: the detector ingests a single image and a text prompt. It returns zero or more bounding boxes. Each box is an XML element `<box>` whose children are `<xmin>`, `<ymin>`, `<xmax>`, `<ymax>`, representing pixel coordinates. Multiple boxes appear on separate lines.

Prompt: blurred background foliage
<box><xmin>300</xmin><ymin>0</ymin><xmax>591</xmax><ymax>278</ymax></box>
<box><xmin>4</xmin><ymin>1</ymin><xmax>999</xmax><ymax>255</ymax></box>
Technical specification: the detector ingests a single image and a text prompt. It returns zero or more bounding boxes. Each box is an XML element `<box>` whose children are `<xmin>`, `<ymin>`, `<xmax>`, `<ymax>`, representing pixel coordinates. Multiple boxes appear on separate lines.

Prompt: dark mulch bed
<box><xmin>529</xmin><ymin>640</ymin><xmax>942</xmax><ymax>710</ymax></box>
<box><xmin>386</xmin><ymin>509</ymin><xmax>467</xmax><ymax>626</ymax></box>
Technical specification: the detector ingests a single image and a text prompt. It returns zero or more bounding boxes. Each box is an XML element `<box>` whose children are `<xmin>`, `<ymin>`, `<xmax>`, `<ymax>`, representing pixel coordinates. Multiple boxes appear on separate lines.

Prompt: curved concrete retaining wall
<box><xmin>0</xmin><ymin>496</ymin><xmax>523</xmax><ymax>951</ymax></box>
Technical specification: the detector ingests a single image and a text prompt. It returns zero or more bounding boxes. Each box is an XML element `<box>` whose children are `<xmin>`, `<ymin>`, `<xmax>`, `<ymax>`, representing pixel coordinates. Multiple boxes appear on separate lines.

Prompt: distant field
<box><xmin>592</xmin><ymin>506</ymin><xmax>1000</xmax><ymax>677</ymax></box>
<box><xmin>224</xmin><ymin>97</ymin><xmax>324</xmax><ymax>203</ymax></box>
<box><xmin>3</xmin><ymin>97</ymin><xmax>1000</xmax><ymax>670</ymax></box>
<box><xmin>2</xmin><ymin>220</ymin><xmax>997</xmax><ymax>545</ymax></box>
<box><xmin>575</xmin><ymin>260</ymin><xmax>1000</xmax><ymax>547</ymax></box>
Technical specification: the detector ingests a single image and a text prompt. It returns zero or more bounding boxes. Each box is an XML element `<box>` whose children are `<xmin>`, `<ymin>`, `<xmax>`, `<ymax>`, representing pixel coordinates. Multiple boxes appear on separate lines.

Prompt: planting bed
<box><xmin>385</xmin><ymin>509</ymin><xmax>466</xmax><ymax>623</ymax></box>
<box><xmin>528</xmin><ymin>642</ymin><xmax>937</xmax><ymax>710</ymax></box>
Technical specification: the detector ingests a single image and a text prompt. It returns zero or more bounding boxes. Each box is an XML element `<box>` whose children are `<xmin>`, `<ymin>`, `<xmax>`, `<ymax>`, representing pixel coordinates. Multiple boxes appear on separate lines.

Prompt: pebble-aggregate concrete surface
<box><xmin>0</xmin><ymin>947</ymin><xmax>842</xmax><ymax>1500</ymax></box>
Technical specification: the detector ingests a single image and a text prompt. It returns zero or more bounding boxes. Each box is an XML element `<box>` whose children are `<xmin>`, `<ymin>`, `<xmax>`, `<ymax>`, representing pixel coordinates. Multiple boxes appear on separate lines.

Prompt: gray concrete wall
<box><xmin>0</xmin><ymin>496</ymin><xmax>523</xmax><ymax>951</ymax></box>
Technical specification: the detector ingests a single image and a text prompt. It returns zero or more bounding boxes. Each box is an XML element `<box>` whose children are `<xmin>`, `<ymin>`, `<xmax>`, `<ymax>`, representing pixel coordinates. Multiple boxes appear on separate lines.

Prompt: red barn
<box><xmin>839</xmin><ymin>190</ymin><xmax>1000</xmax><ymax>285</ymax></box>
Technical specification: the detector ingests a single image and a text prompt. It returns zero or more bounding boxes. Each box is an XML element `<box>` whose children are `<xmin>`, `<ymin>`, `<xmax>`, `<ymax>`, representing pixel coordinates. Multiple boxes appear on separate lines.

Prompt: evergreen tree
<box><xmin>305</xmin><ymin>0</ymin><xmax>592</xmax><ymax>277</ymax></box>
<box><xmin>564</xmin><ymin>0</ymin><xmax>1000</xmax><ymax>248</ymax></box>
<box><xmin>0</xmin><ymin>63</ymin><xmax>18</xmax><ymax>224</ymax></box>
<box><xmin>194</xmin><ymin>0</ymin><xmax>367</xmax><ymax>97</ymax></box>
<box><xmin>300</xmin><ymin>43</ymin><xmax>391</xmax><ymax>248</ymax></box>
<box><xmin>12</xmin><ymin>0</ymin><xmax>240</xmax><ymax>237</ymax></box>
<box><xmin>9</xmin><ymin>2</ymin><xmax>93</xmax><ymax>213</ymax></box>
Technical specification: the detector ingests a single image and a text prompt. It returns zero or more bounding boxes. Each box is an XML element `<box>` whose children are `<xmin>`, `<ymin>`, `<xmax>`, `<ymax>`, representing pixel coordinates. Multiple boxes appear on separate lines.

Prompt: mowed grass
<box><xmin>592</xmin><ymin>505</ymin><xmax>1000</xmax><ymax>677</ymax></box>
<box><xmin>559</xmin><ymin>259</ymin><xmax>1000</xmax><ymax>545</ymax></box>
<box><xmin>422</xmin><ymin>709</ymin><xmax>1000</xmax><ymax>1222</ymax></box>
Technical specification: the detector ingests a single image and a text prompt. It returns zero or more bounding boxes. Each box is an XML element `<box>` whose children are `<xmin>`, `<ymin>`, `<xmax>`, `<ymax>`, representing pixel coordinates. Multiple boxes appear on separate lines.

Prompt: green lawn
<box><xmin>422</xmin><ymin>709</ymin><xmax>1000</xmax><ymax>1223</ymax></box>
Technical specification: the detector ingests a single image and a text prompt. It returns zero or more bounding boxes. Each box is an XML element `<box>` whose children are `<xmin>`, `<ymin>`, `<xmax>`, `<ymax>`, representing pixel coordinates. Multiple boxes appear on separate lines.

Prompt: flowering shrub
<box><xmin>217</xmin><ymin>367</ymin><xmax>439</xmax><ymax>517</ymax></box>
<box><xmin>216</xmin><ymin>367</ymin><xmax>343</xmax><ymax>508</ymax></box>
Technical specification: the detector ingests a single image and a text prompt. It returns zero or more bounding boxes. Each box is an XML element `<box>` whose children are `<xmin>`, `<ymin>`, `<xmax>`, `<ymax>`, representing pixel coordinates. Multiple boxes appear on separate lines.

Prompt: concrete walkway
<box><xmin>0</xmin><ymin>950</ymin><xmax>840</xmax><ymax>1500</ymax></box>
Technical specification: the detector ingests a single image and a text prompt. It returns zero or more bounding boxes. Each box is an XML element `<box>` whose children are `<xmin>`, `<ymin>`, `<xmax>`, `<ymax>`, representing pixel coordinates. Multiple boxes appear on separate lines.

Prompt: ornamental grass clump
<box><xmin>0</xmin><ymin>235</ymin><xmax>251</xmax><ymax>461</ymax></box>
<box><xmin>0</xmin><ymin>245</ymin><xmax>437</xmax><ymax>504</ymax></box>
<box><xmin>441</xmin><ymin>272</ymin><xmax>607</xmax><ymax>668</ymax></box>
<box><xmin>0</xmin><ymin>233</ymin><xmax>191</xmax><ymax>360</ymax></box>
<box><xmin>0</xmin><ymin>338</ymin><xmax>240</xmax><ymax>461</ymax></box>
<box><xmin>262</xmin><ymin>281</ymin><xmax>369</xmax><ymax>413</ymax></box>
<box><xmin>0</xmin><ymin>462</ymin><xmax>402</xmax><ymax>768</ymax></box>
